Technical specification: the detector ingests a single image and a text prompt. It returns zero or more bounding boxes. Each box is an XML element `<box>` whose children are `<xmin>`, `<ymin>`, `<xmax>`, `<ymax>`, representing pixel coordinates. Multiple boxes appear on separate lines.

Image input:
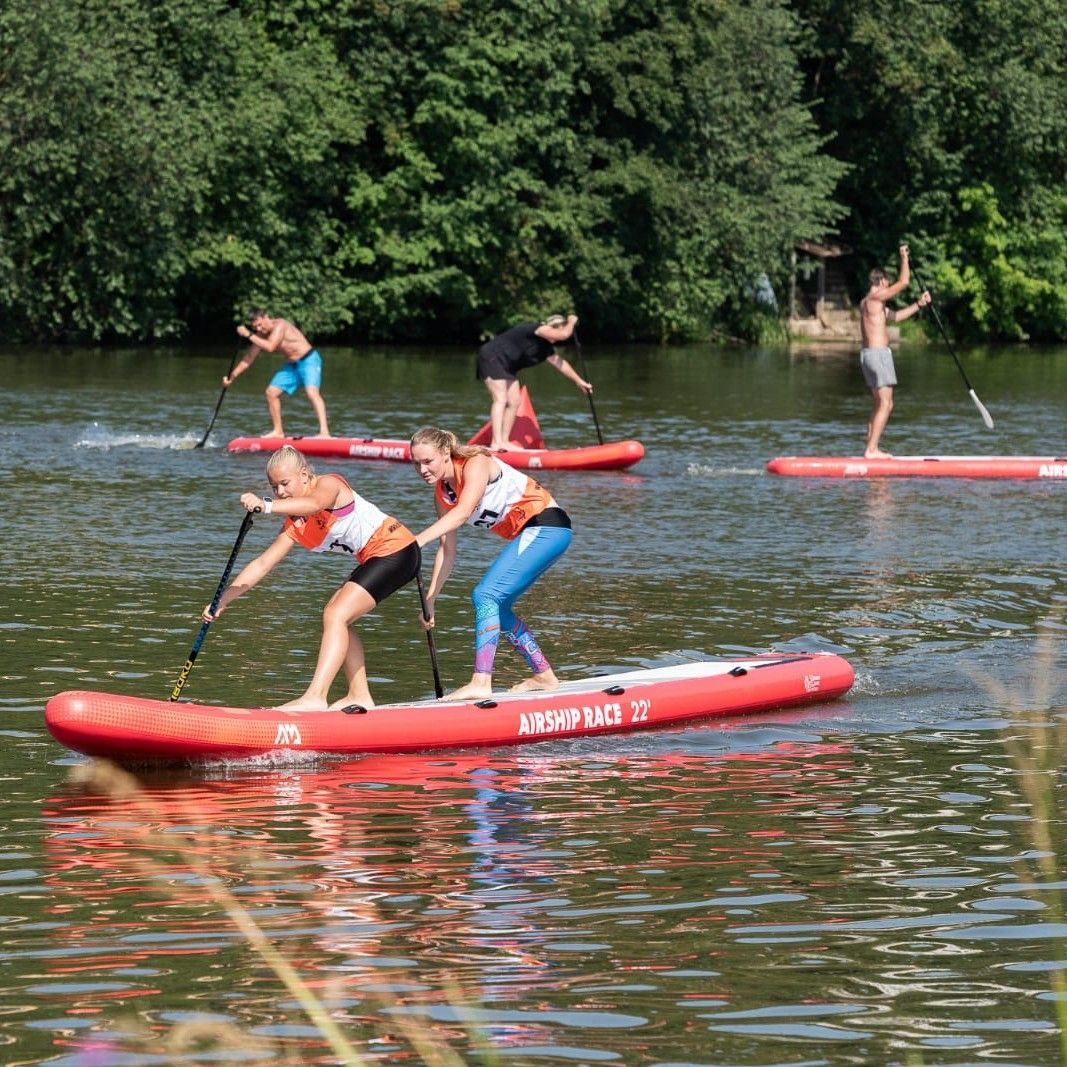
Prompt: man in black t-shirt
<box><xmin>475</xmin><ymin>313</ymin><xmax>590</xmax><ymax>450</ymax></box>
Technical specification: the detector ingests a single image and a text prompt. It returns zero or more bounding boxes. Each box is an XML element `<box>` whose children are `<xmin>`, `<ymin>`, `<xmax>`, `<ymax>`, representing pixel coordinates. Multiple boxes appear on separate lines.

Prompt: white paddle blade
<box><xmin>969</xmin><ymin>389</ymin><xmax>995</xmax><ymax>430</ymax></box>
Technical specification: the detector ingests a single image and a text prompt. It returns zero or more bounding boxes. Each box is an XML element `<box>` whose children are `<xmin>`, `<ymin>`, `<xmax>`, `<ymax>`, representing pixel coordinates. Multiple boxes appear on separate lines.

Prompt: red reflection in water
<box><xmin>40</xmin><ymin>731</ymin><xmax>857</xmax><ymax>1060</ymax></box>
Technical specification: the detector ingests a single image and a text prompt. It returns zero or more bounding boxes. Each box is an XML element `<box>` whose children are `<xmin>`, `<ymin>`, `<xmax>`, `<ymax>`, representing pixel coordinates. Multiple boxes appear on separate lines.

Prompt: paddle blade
<box><xmin>195</xmin><ymin>385</ymin><xmax>230</xmax><ymax>448</ymax></box>
<box><xmin>969</xmin><ymin>389</ymin><xmax>995</xmax><ymax>430</ymax></box>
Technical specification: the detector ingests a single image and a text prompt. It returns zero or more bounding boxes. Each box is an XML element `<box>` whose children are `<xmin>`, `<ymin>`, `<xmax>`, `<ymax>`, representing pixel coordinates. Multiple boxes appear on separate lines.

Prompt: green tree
<box><xmin>318</xmin><ymin>1</ymin><xmax>599</xmax><ymax>341</ymax></box>
<box><xmin>0</xmin><ymin>0</ymin><xmax>220</xmax><ymax>339</ymax></box>
<box><xmin>935</xmin><ymin>184</ymin><xmax>1067</xmax><ymax>341</ymax></box>
<box><xmin>793</xmin><ymin>0</ymin><xmax>1067</xmax><ymax>339</ymax></box>
<box><xmin>0</xmin><ymin>0</ymin><xmax>364</xmax><ymax>341</ymax></box>
<box><xmin>1</xmin><ymin>0</ymin><xmax>848</xmax><ymax>343</ymax></box>
<box><xmin>569</xmin><ymin>0</ymin><xmax>847</xmax><ymax>341</ymax></box>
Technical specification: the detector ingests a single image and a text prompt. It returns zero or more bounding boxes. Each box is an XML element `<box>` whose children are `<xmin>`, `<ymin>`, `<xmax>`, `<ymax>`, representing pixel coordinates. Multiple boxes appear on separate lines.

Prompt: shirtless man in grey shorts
<box><xmin>859</xmin><ymin>244</ymin><xmax>931</xmax><ymax>458</ymax></box>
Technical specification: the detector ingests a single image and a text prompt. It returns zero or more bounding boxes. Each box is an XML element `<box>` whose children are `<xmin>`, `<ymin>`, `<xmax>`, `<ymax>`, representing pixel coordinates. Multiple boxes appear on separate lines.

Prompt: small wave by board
<box><xmin>45</xmin><ymin>653</ymin><xmax>854</xmax><ymax>763</ymax></box>
<box><xmin>767</xmin><ymin>456</ymin><xmax>1067</xmax><ymax>479</ymax></box>
<box><xmin>77</xmin><ymin>424</ymin><xmax>200</xmax><ymax>451</ymax></box>
<box><xmin>227</xmin><ymin>387</ymin><xmax>644</xmax><ymax>472</ymax></box>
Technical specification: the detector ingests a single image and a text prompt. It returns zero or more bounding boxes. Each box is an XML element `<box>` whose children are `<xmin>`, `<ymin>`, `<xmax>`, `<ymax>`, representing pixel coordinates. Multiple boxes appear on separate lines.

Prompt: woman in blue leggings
<box><xmin>410</xmin><ymin>427</ymin><xmax>572</xmax><ymax>700</ymax></box>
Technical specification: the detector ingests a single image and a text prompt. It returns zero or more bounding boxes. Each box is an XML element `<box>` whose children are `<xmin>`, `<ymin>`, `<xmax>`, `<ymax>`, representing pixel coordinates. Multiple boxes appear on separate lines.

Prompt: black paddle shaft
<box><xmin>169</xmin><ymin>511</ymin><xmax>256</xmax><ymax>701</ymax></box>
<box><xmin>570</xmin><ymin>329</ymin><xmax>604</xmax><ymax>445</ymax></box>
<box><xmin>912</xmin><ymin>270</ymin><xmax>976</xmax><ymax>390</ymax></box>
<box><xmin>195</xmin><ymin>345</ymin><xmax>248</xmax><ymax>449</ymax></box>
<box><xmin>912</xmin><ymin>268</ymin><xmax>995</xmax><ymax>429</ymax></box>
<box><xmin>415</xmin><ymin>571</ymin><xmax>444</xmax><ymax>698</ymax></box>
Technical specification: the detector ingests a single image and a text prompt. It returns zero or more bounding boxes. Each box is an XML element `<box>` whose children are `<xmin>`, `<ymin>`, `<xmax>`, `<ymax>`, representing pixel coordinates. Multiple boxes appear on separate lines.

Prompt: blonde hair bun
<box><xmin>266</xmin><ymin>444</ymin><xmax>314</xmax><ymax>478</ymax></box>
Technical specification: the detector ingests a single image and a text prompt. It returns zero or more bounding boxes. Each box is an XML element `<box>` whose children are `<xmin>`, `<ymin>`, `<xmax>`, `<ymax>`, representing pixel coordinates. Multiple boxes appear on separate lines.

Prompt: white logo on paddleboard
<box><xmin>527</xmin><ymin>456</ymin><xmax>542</xmax><ymax>468</ymax></box>
<box><xmin>803</xmin><ymin>674</ymin><xmax>821</xmax><ymax>692</ymax></box>
<box><xmin>348</xmin><ymin>443</ymin><xmax>406</xmax><ymax>460</ymax></box>
<box><xmin>1039</xmin><ymin>463</ymin><xmax>1067</xmax><ymax>478</ymax></box>
<box><xmin>518</xmin><ymin>702</ymin><xmax>622</xmax><ymax>737</ymax></box>
<box><xmin>274</xmin><ymin>723</ymin><xmax>303</xmax><ymax>746</ymax></box>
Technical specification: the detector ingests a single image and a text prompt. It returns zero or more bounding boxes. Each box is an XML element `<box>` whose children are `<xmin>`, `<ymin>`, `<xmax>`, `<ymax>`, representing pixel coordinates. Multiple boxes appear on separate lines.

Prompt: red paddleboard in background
<box><xmin>228</xmin><ymin>388</ymin><xmax>644</xmax><ymax>471</ymax></box>
<box><xmin>767</xmin><ymin>456</ymin><xmax>1067</xmax><ymax>479</ymax></box>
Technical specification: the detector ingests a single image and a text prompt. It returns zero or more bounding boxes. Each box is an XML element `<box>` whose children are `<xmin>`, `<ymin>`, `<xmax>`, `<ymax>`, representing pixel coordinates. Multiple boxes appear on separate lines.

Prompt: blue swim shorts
<box><xmin>269</xmin><ymin>350</ymin><xmax>323</xmax><ymax>395</ymax></box>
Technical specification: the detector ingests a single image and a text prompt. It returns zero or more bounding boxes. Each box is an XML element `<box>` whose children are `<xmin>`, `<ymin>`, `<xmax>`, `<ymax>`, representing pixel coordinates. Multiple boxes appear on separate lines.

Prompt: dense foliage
<box><xmin>794</xmin><ymin>0</ymin><xmax>1067</xmax><ymax>340</ymax></box>
<box><xmin>0</xmin><ymin>0</ymin><xmax>1064</xmax><ymax>342</ymax></box>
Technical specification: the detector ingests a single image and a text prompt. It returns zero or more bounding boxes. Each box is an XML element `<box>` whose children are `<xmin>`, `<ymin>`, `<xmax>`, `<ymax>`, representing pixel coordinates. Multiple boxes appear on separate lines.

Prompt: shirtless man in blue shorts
<box><xmin>225</xmin><ymin>310</ymin><xmax>331</xmax><ymax>438</ymax></box>
<box><xmin>859</xmin><ymin>245</ymin><xmax>931</xmax><ymax>458</ymax></box>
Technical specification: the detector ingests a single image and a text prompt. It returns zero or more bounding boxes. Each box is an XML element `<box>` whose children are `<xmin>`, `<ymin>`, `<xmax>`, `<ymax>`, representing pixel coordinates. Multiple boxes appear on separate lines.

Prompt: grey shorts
<box><xmin>860</xmin><ymin>346</ymin><xmax>897</xmax><ymax>388</ymax></box>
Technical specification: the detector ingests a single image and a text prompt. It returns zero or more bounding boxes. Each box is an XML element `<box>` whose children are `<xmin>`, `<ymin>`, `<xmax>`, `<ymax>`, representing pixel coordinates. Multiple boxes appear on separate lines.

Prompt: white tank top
<box><xmin>436</xmin><ymin>455</ymin><xmax>554</xmax><ymax>539</ymax></box>
<box><xmin>283</xmin><ymin>475</ymin><xmax>391</xmax><ymax>557</ymax></box>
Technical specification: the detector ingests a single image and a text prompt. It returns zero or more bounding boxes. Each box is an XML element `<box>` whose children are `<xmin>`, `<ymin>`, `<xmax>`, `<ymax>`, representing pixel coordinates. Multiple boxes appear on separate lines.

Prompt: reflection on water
<box><xmin>19</xmin><ymin>726</ymin><xmax>1064</xmax><ymax>1063</ymax></box>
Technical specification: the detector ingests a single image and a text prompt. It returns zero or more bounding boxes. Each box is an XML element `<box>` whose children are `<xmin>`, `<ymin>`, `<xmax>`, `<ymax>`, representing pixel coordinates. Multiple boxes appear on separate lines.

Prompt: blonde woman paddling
<box><xmin>203</xmin><ymin>445</ymin><xmax>419</xmax><ymax>709</ymax></box>
<box><xmin>410</xmin><ymin>427</ymin><xmax>573</xmax><ymax>700</ymax></box>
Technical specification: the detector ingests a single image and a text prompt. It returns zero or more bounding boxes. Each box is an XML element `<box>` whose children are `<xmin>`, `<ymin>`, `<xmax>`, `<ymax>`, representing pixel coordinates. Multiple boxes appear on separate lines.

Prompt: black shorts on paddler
<box><xmin>348</xmin><ymin>541</ymin><xmax>421</xmax><ymax>604</ymax></box>
<box><xmin>475</xmin><ymin>346</ymin><xmax>516</xmax><ymax>382</ymax></box>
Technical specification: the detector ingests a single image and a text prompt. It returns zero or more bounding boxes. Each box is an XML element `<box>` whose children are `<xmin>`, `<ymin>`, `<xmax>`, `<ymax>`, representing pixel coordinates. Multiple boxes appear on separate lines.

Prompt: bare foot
<box><xmin>275</xmin><ymin>695</ymin><xmax>329</xmax><ymax>710</ymax></box>
<box><xmin>864</xmin><ymin>448</ymin><xmax>893</xmax><ymax>459</ymax></box>
<box><xmin>263</xmin><ymin>430</ymin><xmax>286</xmax><ymax>439</ymax></box>
<box><xmin>327</xmin><ymin>694</ymin><xmax>375</xmax><ymax>710</ymax></box>
<box><xmin>490</xmin><ymin>442</ymin><xmax>513</xmax><ymax>452</ymax></box>
<box><xmin>509</xmin><ymin>671</ymin><xmax>560</xmax><ymax>693</ymax></box>
<box><xmin>310</xmin><ymin>432</ymin><xmax>333</xmax><ymax>439</ymax></box>
<box><xmin>442</xmin><ymin>681</ymin><xmax>494</xmax><ymax>701</ymax></box>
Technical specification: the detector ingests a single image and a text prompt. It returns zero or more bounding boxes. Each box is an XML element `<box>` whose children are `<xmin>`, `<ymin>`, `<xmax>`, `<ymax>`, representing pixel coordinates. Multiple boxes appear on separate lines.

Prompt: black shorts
<box><xmin>349</xmin><ymin>541</ymin><xmax>421</xmax><ymax>604</ymax></box>
<box><xmin>475</xmin><ymin>346</ymin><xmax>516</xmax><ymax>382</ymax></box>
<box><xmin>521</xmin><ymin>506</ymin><xmax>572</xmax><ymax>530</ymax></box>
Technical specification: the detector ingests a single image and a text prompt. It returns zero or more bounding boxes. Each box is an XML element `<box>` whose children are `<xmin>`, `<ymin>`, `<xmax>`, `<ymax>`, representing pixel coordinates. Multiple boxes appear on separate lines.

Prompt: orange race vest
<box><xmin>283</xmin><ymin>474</ymin><xmax>415</xmax><ymax>562</ymax></box>
<box><xmin>436</xmin><ymin>455</ymin><xmax>553</xmax><ymax>540</ymax></box>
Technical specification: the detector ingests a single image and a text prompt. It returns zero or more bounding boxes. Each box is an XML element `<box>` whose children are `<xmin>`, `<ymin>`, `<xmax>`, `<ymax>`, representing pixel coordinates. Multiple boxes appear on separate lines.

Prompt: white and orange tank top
<box><xmin>435</xmin><ymin>455</ymin><xmax>553</xmax><ymax>540</ymax></box>
<box><xmin>283</xmin><ymin>474</ymin><xmax>415</xmax><ymax>563</ymax></box>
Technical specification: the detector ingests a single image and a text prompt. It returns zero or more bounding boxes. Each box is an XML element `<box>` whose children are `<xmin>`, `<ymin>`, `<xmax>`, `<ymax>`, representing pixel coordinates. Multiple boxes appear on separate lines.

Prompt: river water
<box><xmin>2</xmin><ymin>341</ymin><xmax>1065</xmax><ymax>1065</ymax></box>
